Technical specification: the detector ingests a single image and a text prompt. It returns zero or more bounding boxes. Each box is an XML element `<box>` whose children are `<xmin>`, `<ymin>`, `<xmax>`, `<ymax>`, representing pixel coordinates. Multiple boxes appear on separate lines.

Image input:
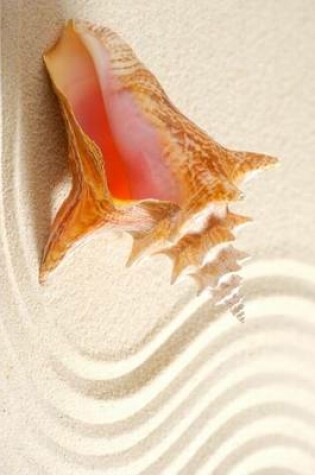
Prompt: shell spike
<box><xmin>225</xmin><ymin>211</ymin><xmax>253</xmax><ymax>229</ymax></box>
<box><xmin>126</xmin><ymin>233</ymin><xmax>151</xmax><ymax>267</ymax></box>
<box><xmin>228</xmin><ymin>150</ymin><xmax>278</xmax><ymax>182</ymax></box>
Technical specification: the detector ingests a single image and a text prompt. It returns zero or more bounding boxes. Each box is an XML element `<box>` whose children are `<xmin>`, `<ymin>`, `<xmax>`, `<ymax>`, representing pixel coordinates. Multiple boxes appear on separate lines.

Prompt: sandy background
<box><xmin>1</xmin><ymin>0</ymin><xmax>315</xmax><ymax>473</ymax></box>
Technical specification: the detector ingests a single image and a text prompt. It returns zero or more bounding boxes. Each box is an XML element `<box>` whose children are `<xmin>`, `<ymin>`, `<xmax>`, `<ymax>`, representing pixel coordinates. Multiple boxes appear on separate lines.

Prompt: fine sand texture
<box><xmin>1</xmin><ymin>0</ymin><xmax>315</xmax><ymax>473</ymax></box>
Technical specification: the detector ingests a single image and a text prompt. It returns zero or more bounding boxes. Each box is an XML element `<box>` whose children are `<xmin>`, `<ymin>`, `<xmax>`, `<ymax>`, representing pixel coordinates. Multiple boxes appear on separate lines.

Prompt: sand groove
<box><xmin>2</xmin><ymin>2</ymin><xmax>315</xmax><ymax>474</ymax></box>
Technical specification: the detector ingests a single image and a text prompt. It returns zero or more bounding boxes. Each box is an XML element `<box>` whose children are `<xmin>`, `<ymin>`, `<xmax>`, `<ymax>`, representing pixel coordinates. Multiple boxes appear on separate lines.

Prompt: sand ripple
<box><xmin>2</xmin><ymin>3</ymin><xmax>315</xmax><ymax>473</ymax></box>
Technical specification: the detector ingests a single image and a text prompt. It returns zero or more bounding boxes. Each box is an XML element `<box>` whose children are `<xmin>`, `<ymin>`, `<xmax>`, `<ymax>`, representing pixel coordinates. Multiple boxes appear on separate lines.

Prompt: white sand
<box><xmin>1</xmin><ymin>0</ymin><xmax>315</xmax><ymax>473</ymax></box>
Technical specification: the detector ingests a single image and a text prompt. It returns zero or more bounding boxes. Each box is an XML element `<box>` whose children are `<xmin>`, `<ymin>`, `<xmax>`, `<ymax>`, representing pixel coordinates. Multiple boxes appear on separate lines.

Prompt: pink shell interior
<box><xmin>47</xmin><ymin>25</ymin><xmax>180</xmax><ymax>203</ymax></box>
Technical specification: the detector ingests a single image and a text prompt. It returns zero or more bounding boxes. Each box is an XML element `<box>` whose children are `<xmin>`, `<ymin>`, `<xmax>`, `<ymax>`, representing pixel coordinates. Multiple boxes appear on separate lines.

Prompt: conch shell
<box><xmin>41</xmin><ymin>20</ymin><xmax>278</xmax><ymax>320</ymax></box>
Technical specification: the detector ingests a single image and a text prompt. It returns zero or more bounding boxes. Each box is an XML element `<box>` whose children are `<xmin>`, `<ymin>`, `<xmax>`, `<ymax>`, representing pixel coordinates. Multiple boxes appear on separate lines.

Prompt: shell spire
<box><xmin>40</xmin><ymin>19</ymin><xmax>278</xmax><ymax>320</ymax></box>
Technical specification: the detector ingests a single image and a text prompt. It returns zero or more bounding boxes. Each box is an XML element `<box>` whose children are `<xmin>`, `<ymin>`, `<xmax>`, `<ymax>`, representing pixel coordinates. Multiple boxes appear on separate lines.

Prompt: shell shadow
<box><xmin>6</xmin><ymin>1</ymin><xmax>68</xmax><ymax>265</ymax></box>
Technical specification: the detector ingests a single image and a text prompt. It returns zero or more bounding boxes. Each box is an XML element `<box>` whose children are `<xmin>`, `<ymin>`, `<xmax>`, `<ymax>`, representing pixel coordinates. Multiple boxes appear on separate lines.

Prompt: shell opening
<box><xmin>44</xmin><ymin>22</ymin><xmax>180</xmax><ymax>205</ymax></box>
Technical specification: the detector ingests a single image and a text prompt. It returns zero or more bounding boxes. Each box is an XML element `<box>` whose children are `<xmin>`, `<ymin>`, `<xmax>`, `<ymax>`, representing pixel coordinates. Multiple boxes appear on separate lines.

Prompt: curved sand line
<box><xmin>33</xmin><ymin>401</ymin><xmax>315</xmax><ymax>474</ymax></box>
<box><xmin>15</xmin><ymin>310</ymin><xmax>315</xmax><ymax>470</ymax></box>
<box><xmin>36</xmin><ymin>369</ymin><xmax>315</xmax><ymax>461</ymax></box>
<box><xmin>211</xmin><ymin>434</ymin><xmax>315</xmax><ymax>475</ymax></box>
<box><xmin>2</xmin><ymin>5</ymin><xmax>315</xmax><ymax>472</ymax></box>
<box><xmin>250</xmin><ymin>469</ymin><xmax>300</xmax><ymax>475</ymax></box>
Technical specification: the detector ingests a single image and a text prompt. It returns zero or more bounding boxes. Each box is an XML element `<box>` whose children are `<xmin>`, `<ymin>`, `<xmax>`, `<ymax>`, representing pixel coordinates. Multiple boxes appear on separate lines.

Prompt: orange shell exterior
<box><xmin>41</xmin><ymin>20</ymin><xmax>278</xmax><ymax>320</ymax></box>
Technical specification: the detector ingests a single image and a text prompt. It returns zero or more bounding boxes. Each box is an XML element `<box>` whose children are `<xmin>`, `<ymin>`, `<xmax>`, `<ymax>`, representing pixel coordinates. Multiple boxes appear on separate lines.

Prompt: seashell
<box><xmin>40</xmin><ymin>19</ymin><xmax>278</xmax><ymax>320</ymax></box>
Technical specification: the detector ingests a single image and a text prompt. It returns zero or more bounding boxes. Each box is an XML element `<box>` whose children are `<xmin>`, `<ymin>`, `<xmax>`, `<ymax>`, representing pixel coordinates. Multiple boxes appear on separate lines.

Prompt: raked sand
<box><xmin>1</xmin><ymin>0</ymin><xmax>315</xmax><ymax>473</ymax></box>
